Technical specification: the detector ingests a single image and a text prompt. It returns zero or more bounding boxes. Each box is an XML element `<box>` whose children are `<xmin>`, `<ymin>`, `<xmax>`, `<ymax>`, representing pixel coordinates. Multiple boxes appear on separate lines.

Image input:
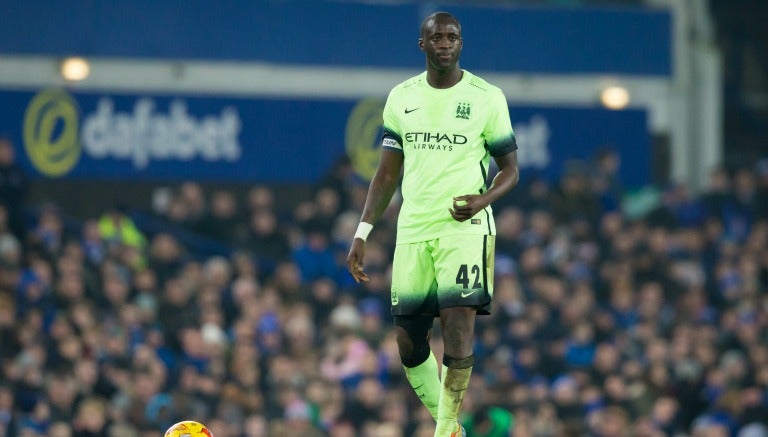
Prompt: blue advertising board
<box><xmin>0</xmin><ymin>1</ymin><xmax>671</xmax><ymax>76</ymax></box>
<box><xmin>0</xmin><ymin>89</ymin><xmax>650</xmax><ymax>187</ymax></box>
<box><xmin>511</xmin><ymin>106</ymin><xmax>650</xmax><ymax>187</ymax></box>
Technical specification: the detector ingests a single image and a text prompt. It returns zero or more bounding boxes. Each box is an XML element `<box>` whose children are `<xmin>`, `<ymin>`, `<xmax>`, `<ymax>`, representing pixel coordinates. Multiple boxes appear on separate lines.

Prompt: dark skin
<box><xmin>419</xmin><ymin>15</ymin><xmax>464</xmax><ymax>89</ymax></box>
<box><xmin>346</xmin><ymin>13</ymin><xmax>519</xmax><ymax>361</ymax></box>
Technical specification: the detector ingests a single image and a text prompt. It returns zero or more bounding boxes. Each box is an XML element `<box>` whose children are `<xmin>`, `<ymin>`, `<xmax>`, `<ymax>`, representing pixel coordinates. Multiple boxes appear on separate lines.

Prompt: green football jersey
<box><xmin>382</xmin><ymin>70</ymin><xmax>517</xmax><ymax>244</ymax></box>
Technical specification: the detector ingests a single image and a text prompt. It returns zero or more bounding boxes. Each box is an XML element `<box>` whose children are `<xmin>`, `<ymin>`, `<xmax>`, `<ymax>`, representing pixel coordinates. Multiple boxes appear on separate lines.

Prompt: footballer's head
<box><xmin>420</xmin><ymin>12</ymin><xmax>461</xmax><ymax>38</ymax></box>
<box><xmin>419</xmin><ymin>12</ymin><xmax>463</xmax><ymax>72</ymax></box>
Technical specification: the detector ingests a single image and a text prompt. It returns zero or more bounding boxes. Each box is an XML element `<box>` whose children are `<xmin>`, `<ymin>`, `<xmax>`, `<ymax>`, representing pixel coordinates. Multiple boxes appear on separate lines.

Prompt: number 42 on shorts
<box><xmin>455</xmin><ymin>264</ymin><xmax>482</xmax><ymax>289</ymax></box>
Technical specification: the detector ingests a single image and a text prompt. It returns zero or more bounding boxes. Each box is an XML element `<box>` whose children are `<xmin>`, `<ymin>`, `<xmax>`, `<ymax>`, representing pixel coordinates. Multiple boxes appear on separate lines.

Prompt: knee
<box><xmin>395</xmin><ymin>326</ymin><xmax>415</xmax><ymax>357</ymax></box>
<box><xmin>395</xmin><ymin>326</ymin><xmax>432</xmax><ymax>368</ymax></box>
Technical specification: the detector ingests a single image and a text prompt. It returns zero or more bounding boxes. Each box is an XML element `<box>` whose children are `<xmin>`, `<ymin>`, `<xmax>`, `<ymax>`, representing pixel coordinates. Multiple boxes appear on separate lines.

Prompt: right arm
<box><xmin>360</xmin><ymin>148</ymin><xmax>404</xmax><ymax>224</ymax></box>
<box><xmin>346</xmin><ymin>148</ymin><xmax>403</xmax><ymax>282</ymax></box>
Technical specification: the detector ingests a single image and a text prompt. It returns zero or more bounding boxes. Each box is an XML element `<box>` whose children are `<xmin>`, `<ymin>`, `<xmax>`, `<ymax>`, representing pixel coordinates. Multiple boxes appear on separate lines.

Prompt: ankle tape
<box><xmin>443</xmin><ymin>354</ymin><xmax>474</xmax><ymax>369</ymax></box>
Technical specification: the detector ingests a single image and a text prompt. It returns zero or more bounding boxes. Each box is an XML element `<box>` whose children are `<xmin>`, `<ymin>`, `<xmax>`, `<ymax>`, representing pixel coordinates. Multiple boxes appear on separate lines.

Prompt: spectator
<box><xmin>702</xmin><ymin>167</ymin><xmax>732</xmax><ymax>219</ymax></box>
<box><xmin>0</xmin><ymin>384</ymin><xmax>17</xmax><ymax>436</ymax></box>
<box><xmin>196</xmin><ymin>190</ymin><xmax>242</xmax><ymax>244</ymax></box>
<box><xmin>246</xmin><ymin>185</ymin><xmax>275</xmax><ymax>215</ymax></box>
<box><xmin>72</xmin><ymin>397</ymin><xmax>108</xmax><ymax>437</ymax></box>
<box><xmin>0</xmin><ymin>138</ymin><xmax>27</xmax><ymax>243</ymax></box>
<box><xmin>98</xmin><ymin>207</ymin><xmax>147</xmax><ymax>250</ymax></box>
<box><xmin>178</xmin><ymin>182</ymin><xmax>207</xmax><ymax>231</ymax></box>
<box><xmin>1</xmin><ymin>156</ymin><xmax>767</xmax><ymax>435</ymax></box>
<box><xmin>29</xmin><ymin>205</ymin><xmax>65</xmax><ymax>256</ymax></box>
<box><xmin>293</xmin><ymin>219</ymin><xmax>337</xmax><ymax>283</ymax></box>
<box><xmin>463</xmin><ymin>405</ymin><xmax>514</xmax><ymax>437</ymax></box>
<box><xmin>147</xmin><ymin>234</ymin><xmax>184</xmax><ymax>287</ymax></box>
<box><xmin>592</xmin><ymin>147</ymin><xmax>623</xmax><ymax>214</ymax></box>
<box><xmin>550</xmin><ymin>166</ymin><xmax>601</xmax><ymax>225</ymax></box>
<box><xmin>721</xmin><ymin>168</ymin><xmax>759</xmax><ymax>242</ymax></box>
<box><xmin>755</xmin><ymin>159</ymin><xmax>768</xmax><ymax>218</ymax></box>
<box><xmin>311</xmin><ymin>187</ymin><xmax>342</xmax><ymax>235</ymax></box>
<box><xmin>244</xmin><ymin>210</ymin><xmax>290</xmax><ymax>272</ymax></box>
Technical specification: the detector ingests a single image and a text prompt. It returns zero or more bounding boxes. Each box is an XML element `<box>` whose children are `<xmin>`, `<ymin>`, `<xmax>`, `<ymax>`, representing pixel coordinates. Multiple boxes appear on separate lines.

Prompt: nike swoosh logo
<box><xmin>461</xmin><ymin>290</ymin><xmax>477</xmax><ymax>298</ymax></box>
<box><xmin>404</xmin><ymin>107</ymin><xmax>420</xmax><ymax>114</ymax></box>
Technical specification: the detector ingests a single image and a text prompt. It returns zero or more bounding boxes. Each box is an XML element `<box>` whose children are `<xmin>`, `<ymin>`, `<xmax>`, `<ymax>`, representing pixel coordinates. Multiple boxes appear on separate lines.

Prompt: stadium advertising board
<box><xmin>0</xmin><ymin>2</ymin><xmax>671</xmax><ymax>76</ymax></box>
<box><xmin>1</xmin><ymin>89</ymin><xmax>650</xmax><ymax>187</ymax></box>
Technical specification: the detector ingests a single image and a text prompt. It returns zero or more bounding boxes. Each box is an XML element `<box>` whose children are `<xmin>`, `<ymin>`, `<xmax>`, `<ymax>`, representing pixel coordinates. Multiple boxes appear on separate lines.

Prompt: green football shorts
<box><xmin>390</xmin><ymin>234</ymin><xmax>495</xmax><ymax>316</ymax></box>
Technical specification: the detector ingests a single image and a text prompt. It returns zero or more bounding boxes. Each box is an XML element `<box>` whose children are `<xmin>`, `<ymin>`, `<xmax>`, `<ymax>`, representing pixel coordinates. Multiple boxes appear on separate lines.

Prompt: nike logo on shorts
<box><xmin>404</xmin><ymin>107</ymin><xmax>420</xmax><ymax>114</ymax></box>
<box><xmin>461</xmin><ymin>290</ymin><xmax>477</xmax><ymax>298</ymax></box>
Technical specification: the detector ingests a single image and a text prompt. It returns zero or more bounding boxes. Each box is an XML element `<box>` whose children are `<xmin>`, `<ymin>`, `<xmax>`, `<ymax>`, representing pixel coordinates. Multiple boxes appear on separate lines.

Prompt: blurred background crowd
<box><xmin>1</xmin><ymin>137</ymin><xmax>768</xmax><ymax>436</ymax></box>
<box><xmin>1</xmin><ymin>0</ymin><xmax>768</xmax><ymax>436</ymax></box>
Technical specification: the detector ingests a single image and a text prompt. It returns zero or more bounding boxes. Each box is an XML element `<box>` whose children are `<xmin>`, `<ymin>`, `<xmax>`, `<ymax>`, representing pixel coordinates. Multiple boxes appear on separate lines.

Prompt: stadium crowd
<box><xmin>1</xmin><ymin>145</ymin><xmax>768</xmax><ymax>437</ymax></box>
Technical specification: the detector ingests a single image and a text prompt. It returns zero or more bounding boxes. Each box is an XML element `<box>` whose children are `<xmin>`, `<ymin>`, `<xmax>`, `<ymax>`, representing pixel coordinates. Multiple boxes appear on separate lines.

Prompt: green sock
<box><xmin>435</xmin><ymin>359</ymin><xmax>473</xmax><ymax>436</ymax></box>
<box><xmin>403</xmin><ymin>351</ymin><xmax>441</xmax><ymax>421</ymax></box>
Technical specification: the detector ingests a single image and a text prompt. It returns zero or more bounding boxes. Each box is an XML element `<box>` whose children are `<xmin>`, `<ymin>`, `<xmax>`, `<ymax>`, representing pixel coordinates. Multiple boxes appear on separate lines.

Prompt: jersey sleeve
<box><xmin>381</xmin><ymin>91</ymin><xmax>404</xmax><ymax>153</ymax></box>
<box><xmin>483</xmin><ymin>89</ymin><xmax>517</xmax><ymax>157</ymax></box>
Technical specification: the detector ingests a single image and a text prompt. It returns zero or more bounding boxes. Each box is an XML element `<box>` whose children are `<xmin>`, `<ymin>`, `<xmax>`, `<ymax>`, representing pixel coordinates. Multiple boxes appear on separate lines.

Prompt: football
<box><xmin>164</xmin><ymin>421</ymin><xmax>214</xmax><ymax>437</ymax></box>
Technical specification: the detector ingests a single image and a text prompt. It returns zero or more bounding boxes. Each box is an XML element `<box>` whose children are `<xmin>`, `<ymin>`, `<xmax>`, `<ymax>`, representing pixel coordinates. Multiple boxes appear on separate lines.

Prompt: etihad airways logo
<box><xmin>405</xmin><ymin>131</ymin><xmax>467</xmax><ymax>152</ymax></box>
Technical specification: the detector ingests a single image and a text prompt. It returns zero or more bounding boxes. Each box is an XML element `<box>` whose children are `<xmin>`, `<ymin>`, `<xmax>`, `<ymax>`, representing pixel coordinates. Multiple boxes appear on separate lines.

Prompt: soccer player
<box><xmin>346</xmin><ymin>11</ymin><xmax>519</xmax><ymax>437</ymax></box>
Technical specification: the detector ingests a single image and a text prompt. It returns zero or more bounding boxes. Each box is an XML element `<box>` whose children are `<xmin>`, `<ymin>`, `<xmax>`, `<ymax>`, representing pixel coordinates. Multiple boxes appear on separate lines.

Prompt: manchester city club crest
<box><xmin>456</xmin><ymin>102</ymin><xmax>471</xmax><ymax>119</ymax></box>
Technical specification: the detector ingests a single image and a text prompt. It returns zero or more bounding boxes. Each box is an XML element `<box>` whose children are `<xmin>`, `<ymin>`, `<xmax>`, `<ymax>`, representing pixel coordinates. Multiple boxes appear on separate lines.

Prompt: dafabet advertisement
<box><xmin>2</xmin><ymin>88</ymin><xmax>651</xmax><ymax>186</ymax></box>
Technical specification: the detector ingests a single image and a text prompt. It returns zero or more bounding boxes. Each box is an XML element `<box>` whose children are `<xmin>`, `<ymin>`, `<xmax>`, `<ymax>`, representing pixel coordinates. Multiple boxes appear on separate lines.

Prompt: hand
<box><xmin>346</xmin><ymin>239</ymin><xmax>369</xmax><ymax>283</ymax></box>
<box><xmin>449</xmin><ymin>194</ymin><xmax>488</xmax><ymax>222</ymax></box>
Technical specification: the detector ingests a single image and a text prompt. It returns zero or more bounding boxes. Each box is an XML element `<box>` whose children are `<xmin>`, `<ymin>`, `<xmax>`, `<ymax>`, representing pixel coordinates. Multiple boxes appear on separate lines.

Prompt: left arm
<box><xmin>450</xmin><ymin>151</ymin><xmax>519</xmax><ymax>221</ymax></box>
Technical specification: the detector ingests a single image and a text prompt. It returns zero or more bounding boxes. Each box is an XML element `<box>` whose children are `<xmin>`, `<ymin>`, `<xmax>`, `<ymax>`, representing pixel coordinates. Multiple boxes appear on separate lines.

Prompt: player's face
<box><xmin>419</xmin><ymin>20</ymin><xmax>462</xmax><ymax>72</ymax></box>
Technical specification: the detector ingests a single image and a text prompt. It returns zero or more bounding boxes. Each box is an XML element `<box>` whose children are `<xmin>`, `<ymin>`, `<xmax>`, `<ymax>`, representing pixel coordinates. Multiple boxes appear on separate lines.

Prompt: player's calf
<box><xmin>394</xmin><ymin>316</ymin><xmax>441</xmax><ymax>422</ymax></box>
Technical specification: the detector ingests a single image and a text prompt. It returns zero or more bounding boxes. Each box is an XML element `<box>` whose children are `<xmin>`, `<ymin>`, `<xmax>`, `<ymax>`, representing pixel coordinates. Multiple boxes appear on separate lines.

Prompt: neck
<box><xmin>427</xmin><ymin>66</ymin><xmax>463</xmax><ymax>89</ymax></box>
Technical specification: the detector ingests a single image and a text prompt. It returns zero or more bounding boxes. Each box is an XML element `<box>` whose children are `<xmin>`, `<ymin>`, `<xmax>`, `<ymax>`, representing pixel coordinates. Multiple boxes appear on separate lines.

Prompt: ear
<box><xmin>418</xmin><ymin>38</ymin><xmax>424</xmax><ymax>51</ymax></box>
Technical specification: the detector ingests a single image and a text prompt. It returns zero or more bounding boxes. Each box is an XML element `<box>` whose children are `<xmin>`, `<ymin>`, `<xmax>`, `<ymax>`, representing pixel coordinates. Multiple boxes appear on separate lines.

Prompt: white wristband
<box><xmin>354</xmin><ymin>222</ymin><xmax>374</xmax><ymax>242</ymax></box>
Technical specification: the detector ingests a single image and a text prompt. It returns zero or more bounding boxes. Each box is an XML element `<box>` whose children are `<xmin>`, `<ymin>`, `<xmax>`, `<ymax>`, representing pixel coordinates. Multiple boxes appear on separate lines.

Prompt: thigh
<box><xmin>433</xmin><ymin>234</ymin><xmax>495</xmax><ymax>314</ymax></box>
<box><xmin>391</xmin><ymin>241</ymin><xmax>438</xmax><ymax>316</ymax></box>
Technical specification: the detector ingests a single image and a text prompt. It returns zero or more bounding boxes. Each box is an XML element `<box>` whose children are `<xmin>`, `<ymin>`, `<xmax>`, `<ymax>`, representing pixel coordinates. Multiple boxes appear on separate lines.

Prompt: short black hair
<box><xmin>420</xmin><ymin>11</ymin><xmax>461</xmax><ymax>38</ymax></box>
